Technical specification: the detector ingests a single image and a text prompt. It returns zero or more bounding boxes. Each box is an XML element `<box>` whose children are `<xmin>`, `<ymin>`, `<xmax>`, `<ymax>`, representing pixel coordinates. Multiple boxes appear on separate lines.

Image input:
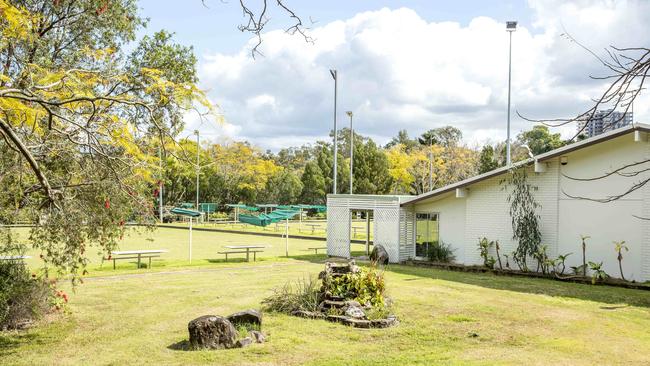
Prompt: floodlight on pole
<box><xmin>346</xmin><ymin>111</ymin><xmax>353</xmax><ymax>194</ymax></box>
<box><xmin>506</xmin><ymin>20</ymin><xmax>517</xmax><ymax>166</ymax></box>
<box><xmin>330</xmin><ymin>69</ymin><xmax>338</xmax><ymax>194</ymax></box>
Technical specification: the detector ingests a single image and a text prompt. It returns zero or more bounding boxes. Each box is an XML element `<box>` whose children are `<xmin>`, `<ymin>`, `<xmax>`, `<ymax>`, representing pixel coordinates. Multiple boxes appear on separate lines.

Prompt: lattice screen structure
<box><xmin>326</xmin><ymin>194</ymin><xmax>415</xmax><ymax>263</ymax></box>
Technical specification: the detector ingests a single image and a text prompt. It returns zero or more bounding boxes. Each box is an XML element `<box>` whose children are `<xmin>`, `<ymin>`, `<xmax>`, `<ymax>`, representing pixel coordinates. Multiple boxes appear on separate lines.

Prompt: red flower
<box><xmin>104</xmin><ymin>199</ymin><xmax>110</xmax><ymax>209</ymax></box>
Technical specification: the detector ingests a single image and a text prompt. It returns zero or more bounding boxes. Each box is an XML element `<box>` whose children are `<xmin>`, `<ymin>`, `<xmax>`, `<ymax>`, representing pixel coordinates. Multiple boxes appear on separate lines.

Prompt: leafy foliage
<box><xmin>588</xmin><ymin>261</ymin><xmax>609</xmax><ymax>284</ymax></box>
<box><xmin>0</xmin><ymin>0</ymin><xmax>212</xmax><ymax>281</ymax></box>
<box><xmin>261</xmin><ymin>276</ymin><xmax>321</xmax><ymax>313</ymax></box>
<box><xmin>478</xmin><ymin>237</ymin><xmax>496</xmax><ymax>269</ymax></box>
<box><xmin>324</xmin><ymin>267</ymin><xmax>387</xmax><ymax>307</ymax></box>
<box><xmin>427</xmin><ymin>241</ymin><xmax>456</xmax><ymax>263</ymax></box>
<box><xmin>502</xmin><ymin>168</ymin><xmax>542</xmax><ymax>271</ymax></box>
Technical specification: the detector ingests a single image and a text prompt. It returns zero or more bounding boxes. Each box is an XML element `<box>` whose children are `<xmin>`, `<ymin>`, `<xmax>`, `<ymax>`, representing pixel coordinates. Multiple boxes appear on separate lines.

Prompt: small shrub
<box><xmin>0</xmin><ymin>261</ymin><xmax>63</xmax><ymax>330</ymax></box>
<box><xmin>588</xmin><ymin>261</ymin><xmax>609</xmax><ymax>284</ymax></box>
<box><xmin>478</xmin><ymin>237</ymin><xmax>496</xmax><ymax>269</ymax></box>
<box><xmin>261</xmin><ymin>276</ymin><xmax>321</xmax><ymax>313</ymax></box>
<box><xmin>427</xmin><ymin>241</ymin><xmax>456</xmax><ymax>263</ymax></box>
<box><xmin>325</xmin><ymin>266</ymin><xmax>387</xmax><ymax>307</ymax></box>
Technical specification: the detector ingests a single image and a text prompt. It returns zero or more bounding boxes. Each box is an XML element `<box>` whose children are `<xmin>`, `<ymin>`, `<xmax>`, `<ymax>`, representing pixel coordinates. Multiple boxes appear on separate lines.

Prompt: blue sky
<box><xmin>137</xmin><ymin>1</ymin><xmax>534</xmax><ymax>56</ymax></box>
<box><xmin>134</xmin><ymin>1</ymin><xmax>650</xmax><ymax>150</ymax></box>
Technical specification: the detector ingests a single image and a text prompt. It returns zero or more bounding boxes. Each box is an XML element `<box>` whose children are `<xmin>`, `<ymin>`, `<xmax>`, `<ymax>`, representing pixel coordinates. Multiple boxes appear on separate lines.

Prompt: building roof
<box><xmin>402</xmin><ymin>123</ymin><xmax>650</xmax><ymax>206</ymax></box>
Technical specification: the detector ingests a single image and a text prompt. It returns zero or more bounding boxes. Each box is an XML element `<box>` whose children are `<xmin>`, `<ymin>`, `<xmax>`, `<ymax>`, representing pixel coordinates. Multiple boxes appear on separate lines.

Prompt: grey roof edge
<box><xmin>402</xmin><ymin>123</ymin><xmax>650</xmax><ymax>206</ymax></box>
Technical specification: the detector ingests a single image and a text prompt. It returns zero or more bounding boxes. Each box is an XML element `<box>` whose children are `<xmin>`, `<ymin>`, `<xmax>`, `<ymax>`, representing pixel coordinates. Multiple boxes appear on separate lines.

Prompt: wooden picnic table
<box><xmin>220</xmin><ymin>245</ymin><xmax>266</xmax><ymax>262</ymax></box>
<box><xmin>306</xmin><ymin>247</ymin><xmax>327</xmax><ymax>254</ymax></box>
<box><xmin>304</xmin><ymin>223</ymin><xmax>322</xmax><ymax>235</ymax></box>
<box><xmin>105</xmin><ymin>249</ymin><xmax>168</xmax><ymax>269</ymax></box>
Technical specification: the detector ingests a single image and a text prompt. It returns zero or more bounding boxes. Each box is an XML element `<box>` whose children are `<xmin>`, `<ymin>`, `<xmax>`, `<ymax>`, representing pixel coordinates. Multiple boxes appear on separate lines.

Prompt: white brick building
<box><xmin>327</xmin><ymin>123</ymin><xmax>650</xmax><ymax>282</ymax></box>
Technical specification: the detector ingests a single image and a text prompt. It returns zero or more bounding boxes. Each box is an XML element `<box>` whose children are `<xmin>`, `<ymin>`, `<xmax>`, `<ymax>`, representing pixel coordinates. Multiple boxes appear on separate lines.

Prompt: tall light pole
<box><xmin>428</xmin><ymin>135</ymin><xmax>433</xmax><ymax>191</ymax></box>
<box><xmin>330</xmin><ymin>69</ymin><xmax>338</xmax><ymax>194</ymax></box>
<box><xmin>506</xmin><ymin>20</ymin><xmax>517</xmax><ymax>166</ymax></box>
<box><xmin>346</xmin><ymin>111</ymin><xmax>353</xmax><ymax>194</ymax></box>
<box><xmin>194</xmin><ymin>130</ymin><xmax>200</xmax><ymax>210</ymax></box>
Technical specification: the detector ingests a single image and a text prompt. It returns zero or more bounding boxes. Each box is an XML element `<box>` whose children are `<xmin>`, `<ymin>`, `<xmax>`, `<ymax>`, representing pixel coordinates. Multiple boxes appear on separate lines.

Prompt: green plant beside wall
<box><xmin>588</xmin><ymin>261</ymin><xmax>609</xmax><ymax>284</ymax></box>
<box><xmin>427</xmin><ymin>241</ymin><xmax>456</xmax><ymax>263</ymax></box>
<box><xmin>501</xmin><ymin>168</ymin><xmax>542</xmax><ymax>272</ymax></box>
<box><xmin>614</xmin><ymin>241</ymin><xmax>629</xmax><ymax>281</ymax></box>
<box><xmin>580</xmin><ymin>235</ymin><xmax>590</xmax><ymax>277</ymax></box>
<box><xmin>478</xmin><ymin>237</ymin><xmax>496</xmax><ymax>269</ymax></box>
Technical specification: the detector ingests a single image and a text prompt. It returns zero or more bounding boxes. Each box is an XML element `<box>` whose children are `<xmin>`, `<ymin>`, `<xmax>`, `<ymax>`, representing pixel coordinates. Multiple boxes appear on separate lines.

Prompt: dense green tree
<box><xmin>516</xmin><ymin>125</ymin><xmax>565</xmax><ymax>155</ymax></box>
<box><xmin>262</xmin><ymin>169</ymin><xmax>303</xmax><ymax>204</ymax></box>
<box><xmin>477</xmin><ymin>145</ymin><xmax>499</xmax><ymax>174</ymax></box>
<box><xmin>300</xmin><ymin>161</ymin><xmax>327</xmax><ymax>204</ymax></box>
<box><xmin>385</xmin><ymin>129</ymin><xmax>418</xmax><ymax>152</ymax></box>
<box><xmin>0</xmin><ymin>0</ymin><xmax>209</xmax><ymax>280</ymax></box>
<box><xmin>418</xmin><ymin>126</ymin><xmax>463</xmax><ymax>147</ymax></box>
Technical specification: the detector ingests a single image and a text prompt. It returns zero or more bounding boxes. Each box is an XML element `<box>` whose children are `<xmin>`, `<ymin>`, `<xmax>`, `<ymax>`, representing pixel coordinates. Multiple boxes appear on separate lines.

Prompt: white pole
<box><xmin>195</xmin><ymin>130</ymin><xmax>200</xmax><ymax>209</ymax></box>
<box><xmin>348</xmin><ymin>111</ymin><xmax>354</xmax><ymax>194</ymax></box>
<box><xmin>299</xmin><ymin>207</ymin><xmax>302</xmax><ymax>232</ymax></box>
<box><xmin>366</xmin><ymin>211</ymin><xmax>370</xmax><ymax>256</ymax></box>
<box><xmin>285</xmin><ymin>219</ymin><xmax>289</xmax><ymax>257</ymax></box>
<box><xmin>505</xmin><ymin>22</ymin><xmax>517</xmax><ymax>166</ymax></box>
<box><xmin>159</xmin><ymin>147</ymin><xmax>163</xmax><ymax>222</ymax></box>
<box><xmin>330</xmin><ymin>69</ymin><xmax>338</xmax><ymax>194</ymax></box>
<box><xmin>189</xmin><ymin>217</ymin><xmax>193</xmax><ymax>264</ymax></box>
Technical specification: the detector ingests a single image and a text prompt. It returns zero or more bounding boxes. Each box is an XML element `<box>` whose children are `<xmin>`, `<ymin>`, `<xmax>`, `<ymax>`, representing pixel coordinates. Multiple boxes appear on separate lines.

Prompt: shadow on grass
<box><xmin>167</xmin><ymin>340</ymin><xmax>190</xmax><ymax>351</ymax></box>
<box><xmin>0</xmin><ymin>331</ymin><xmax>45</xmax><ymax>355</ymax></box>
<box><xmin>388</xmin><ymin>264</ymin><xmax>650</xmax><ymax>308</ymax></box>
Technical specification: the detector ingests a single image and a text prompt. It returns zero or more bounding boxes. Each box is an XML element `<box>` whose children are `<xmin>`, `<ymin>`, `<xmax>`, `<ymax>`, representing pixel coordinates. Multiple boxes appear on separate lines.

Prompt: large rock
<box><xmin>188</xmin><ymin>315</ymin><xmax>238</xmax><ymax>350</ymax></box>
<box><xmin>226</xmin><ymin>309</ymin><xmax>262</xmax><ymax>329</ymax></box>
<box><xmin>370</xmin><ymin>244</ymin><xmax>389</xmax><ymax>265</ymax></box>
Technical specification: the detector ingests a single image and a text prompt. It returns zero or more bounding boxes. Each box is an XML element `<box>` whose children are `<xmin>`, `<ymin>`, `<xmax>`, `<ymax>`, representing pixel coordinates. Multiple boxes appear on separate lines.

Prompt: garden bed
<box><xmin>404</xmin><ymin>260</ymin><xmax>650</xmax><ymax>291</ymax></box>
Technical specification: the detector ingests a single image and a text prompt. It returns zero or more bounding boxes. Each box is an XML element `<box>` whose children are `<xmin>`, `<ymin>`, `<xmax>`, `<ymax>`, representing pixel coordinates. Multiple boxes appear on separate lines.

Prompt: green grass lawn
<box><xmin>11</xmin><ymin>226</ymin><xmax>369</xmax><ymax>275</ymax></box>
<box><xmin>2</xmin><ymin>229</ymin><xmax>650</xmax><ymax>365</ymax></box>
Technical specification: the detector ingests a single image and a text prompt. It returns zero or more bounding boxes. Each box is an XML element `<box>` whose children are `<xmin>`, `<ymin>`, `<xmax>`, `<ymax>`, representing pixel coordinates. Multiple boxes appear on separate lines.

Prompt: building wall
<box><xmin>414</xmin><ymin>193</ymin><xmax>467</xmax><ymax>263</ymax></box>
<box><xmin>557</xmin><ymin>134</ymin><xmax>649</xmax><ymax>281</ymax></box>
<box><xmin>410</xmin><ymin>132</ymin><xmax>650</xmax><ymax>281</ymax></box>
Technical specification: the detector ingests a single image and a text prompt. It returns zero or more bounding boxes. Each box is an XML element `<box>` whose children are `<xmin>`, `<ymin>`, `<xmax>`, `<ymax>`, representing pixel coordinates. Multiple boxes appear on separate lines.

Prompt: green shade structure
<box><xmin>237</xmin><ymin>209</ymin><xmax>300</xmax><ymax>257</ymax></box>
<box><xmin>170</xmin><ymin>207</ymin><xmax>201</xmax><ymax>263</ymax></box>
<box><xmin>179</xmin><ymin>202</ymin><xmax>194</xmax><ymax>209</ymax></box>
<box><xmin>226</xmin><ymin>204</ymin><xmax>259</xmax><ymax>221</ymax></box>
<box><xmin>170</xmin><ymin>208</ymin><xmax>201</xmax><ymax>217</ymax></box>
<box><xmin>198</xmin><ymin>203</ymin><xmax>217</xmax><ymax>213</ymax></box>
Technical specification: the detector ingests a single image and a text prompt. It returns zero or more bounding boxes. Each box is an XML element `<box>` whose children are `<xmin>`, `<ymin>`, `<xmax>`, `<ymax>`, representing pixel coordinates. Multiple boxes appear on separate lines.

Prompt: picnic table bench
<box><xmin>103</xmin><ymin>249</ymin><xmax>168</xmax><ymax>269</ymax></box>
<box><xmin>303</xmin><ymin>223</ymin><xmax>323</xmax><ymax>235</ymax></box>
<box><xmin>219</xmin><ymin>245</ymin><xmax>266</xmax><ymax>262</ymax></box>
<box><xmin>306</xmin><ymin>247</ymin><xmax>327</xmax><ymax>254</ymax></box>
<box><xmin>351</xmin><ymin>226</ymin><xmax>366</xmax><ymax>238</ymax></box>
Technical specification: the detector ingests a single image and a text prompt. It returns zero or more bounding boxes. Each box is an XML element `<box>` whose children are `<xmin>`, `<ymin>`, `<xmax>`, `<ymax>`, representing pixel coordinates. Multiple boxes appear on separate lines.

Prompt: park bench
<box><xmin>102</xmin><ymin>249</ymin><xmax>168</xmax><ymax>269</ymax></box>
<box><xmin>219</xmin><ymin>245</ymin><xmax>266</xmax><ymax>262</ymax></box>
<box><xmin>303</xmin><ymin>223</ymin><xmax>323</xmax><ymax>235</ymax></box>
<box><xmin>306</xmin><ymin>247</ymin><xmax>327</xmax><ymax>254</ymax></box>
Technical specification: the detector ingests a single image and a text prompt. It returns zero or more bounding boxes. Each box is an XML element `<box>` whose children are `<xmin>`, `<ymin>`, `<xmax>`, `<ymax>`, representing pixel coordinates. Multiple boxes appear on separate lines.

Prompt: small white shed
<box><xmin>326</xmin><ymin>194</ymin><xmax>414</xmax><ymax>263</ymax></box>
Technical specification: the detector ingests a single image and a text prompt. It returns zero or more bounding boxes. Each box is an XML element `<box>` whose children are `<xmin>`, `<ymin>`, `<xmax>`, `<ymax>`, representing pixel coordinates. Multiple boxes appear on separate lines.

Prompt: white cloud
<box><xmin>196</xmin><ymin>2</ymin><xmax>650</xmax><ymax>150</ymax></box>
